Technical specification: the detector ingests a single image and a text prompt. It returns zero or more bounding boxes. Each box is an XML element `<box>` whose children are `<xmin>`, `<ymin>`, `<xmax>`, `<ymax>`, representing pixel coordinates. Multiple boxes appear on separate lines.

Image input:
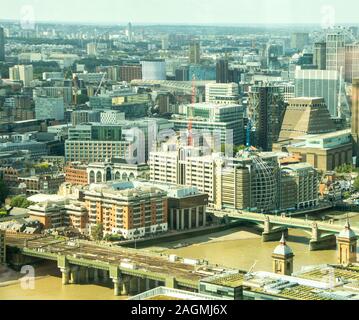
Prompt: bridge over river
<box><xmin>212</xmin><ymin>209</ymin><xmax>357</xmax><ymax>251</ymax></box>
<box><xmin>5</xmin><ymin>233</ymin><xmax>235</xmax><ymax>296</ymax></box>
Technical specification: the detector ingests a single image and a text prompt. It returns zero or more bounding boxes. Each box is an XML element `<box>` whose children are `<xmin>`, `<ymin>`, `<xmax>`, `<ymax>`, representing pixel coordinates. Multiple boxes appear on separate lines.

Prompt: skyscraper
<box><xmin>326</xmin><ymin>33</ymin><xmax>346</xmax><ymax>76</ymax></box>
<box><xmin>248</xmin><ymin>84</ymin><xmax>285</xmax><ymax>151</ymax></box>
<box><xmin>345</xmin><ymin>44</ymin><xmax>359</xmax><ymax>83</ymax></box>
<box><xmin>294</xmin><ymin>68</ymin><xmax>340</xmax><ymax>117</ymax></box>
<box><xmin>216</xmin><ymin>59</ymin><xmax>229</xmax><ymax>84</ymax></box>
<box><xmin>351</xmin><ymin>78</ymin><xmax>359</xmax><ymax>162</ymax></box>
<box><xmin>0</xmin><ymin>27</ymin><xmax>4</xmax><ymax>62</ymax></box>
<box><xmin>189</xmin><ymin>41</ymin><xmax>200</xmax><ymax>64</ymax></box>
<box><xmin>314</xmin><ymin>42</ymin><xmax>326</xmax><ymax>70</ymax></box>
<box><xmin>290</xmin><ymin>33</ymin><xmax>309</xmax><ymax>50</ymax></box>
<box><xmin>126</xmin><ymin>22</ymin><xmax>133</xmax><ymax>42</ymax></box>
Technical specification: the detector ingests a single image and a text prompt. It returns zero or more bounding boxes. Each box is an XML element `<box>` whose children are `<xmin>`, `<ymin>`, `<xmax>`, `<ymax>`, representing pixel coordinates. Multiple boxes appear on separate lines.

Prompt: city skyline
<box><xmin>1</xmin><ymin>0</ymin><xmax>359</xmax><ymax>25</ymax></box>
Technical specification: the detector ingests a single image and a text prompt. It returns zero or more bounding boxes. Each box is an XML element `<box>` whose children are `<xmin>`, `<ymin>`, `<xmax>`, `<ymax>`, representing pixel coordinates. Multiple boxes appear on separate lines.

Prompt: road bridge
<box><xmin>213</xmin><ymin>209</ymin><xmax>355</xmax><ymax>251</ymax></box>
<box><xmin>5</xmin><ymin>233</ymin><xmax>234</xmax><ymax>296</ymax></box>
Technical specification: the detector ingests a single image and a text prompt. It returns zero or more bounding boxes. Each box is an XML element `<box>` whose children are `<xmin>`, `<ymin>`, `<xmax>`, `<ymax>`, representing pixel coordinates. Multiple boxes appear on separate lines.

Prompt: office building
<box><xmin>205</xmin><ymin>83</ymin><xmax>239</xmax><ymax>104</ymax></box>
<box><xmin>0</xmin><ymin>27</ymin><xmax>5</xmax><ymax>62</ymax></box>
<box><xmin>71</xmin><ymin>110</ymin><xmax>101</xmax><ymax>126</ymax></box>
<box><xmin>28</xmin><ymin>198</ymin><xmax>88</xmax><ymax>233</ymax></box>
<box><xmin>65</xmin><ymin>162</ymin><xmax>89</xmax><ymax>185</ymax></box>
<box><xmin>100</xmin><ymin>111</ymin><xmax>125</xmax><ymax>124</ymax></box>
<box><xmin>326</xmin><ymin>33</ymin><xmax>346</xmax><ymax>76</ymax></box>
<box><xmin>215</xmin><ymin>151</ymin><xmax>280</xmax><ymax>212</ymax></box>
<box><xmin>188</xmin><ymin>64</ymin><xmax>216</xmax><ymax>81</ymax></box>
<box><xmin>279</xmin><ymin>163</ymin><xmax>319</xmax><ymax>210</ymax></box>
<box><xmin>65</xmin><ymin>124</ymin><xmax>130</xmax><ymax>163</ymax></box>
<box><xmin>119</xmin><ymin>65</ymin><xmax>142</xmax><ymax>82</ymax></box>
<box><xmin>352</xmin><ymin>79</ymin><xmax>359</xmax><ymax>162</ymax></box>
<box><xmin>175</xmin><ymin>66</ymin><xmax>189</xmax><ymax>81</ymax></box>
<box><xmin>248</xmin><ymin>84</ymin><xmax>285</xmax><ymax>151</ymax></box>
<box><xmin>9</xmin><ymin>65</ymin><xmax>33</xmax><ymax>87</ymax></box>
<box><xmin>314</xmin><ymin>42</ymin><xmax>326</xmax><ymax>70</ymax></box>
<box><xmin>171</xmin><ymin>103</ymin><xmax>245</xmax><ymax>146</ymax></box>
<box><xmin>141</xmin><ymin>60</ymin><xmax>166</xmax><ymax>80</ymax></box>
<box><xmin>84</xmin><ymin>182</ymin><xmax>168</xmax><ymax>239</ymax></box>
<box><xmin>345</xmin><ymin>44</ymin><xmax>359</xmax><ymax>83</ymax></box>
<box><xmin>189</xmin><ymin>41</ymin><xmax>201</xmax><ymax>64</ymax></box>
<box><xmin>294</xmin><ymin>68</ymin><xmax>340</xmax><ymax>117</ymax></box>
<box><xmin>216</xmin><ymin>59</ymin><xmax>229</xmax><ymax>83</ymax></box>
<box><xmin>87</xmin><ymin>43</ymin><xmax>97</xmax><ymax>56</ymax></box>
<box><xmin>291</xmin><ymin>33</ymin><xmax>309</xmax><ymax>50</ymax></box>
<box><xmin>126</xmin><ymin>22</ymin><xmax>133</xmax><ymax>42</ymax></box>
<box><xmin>35</xmin><ymin>96</ymin><xmax>65</xmax><ymax>121</ymax></box>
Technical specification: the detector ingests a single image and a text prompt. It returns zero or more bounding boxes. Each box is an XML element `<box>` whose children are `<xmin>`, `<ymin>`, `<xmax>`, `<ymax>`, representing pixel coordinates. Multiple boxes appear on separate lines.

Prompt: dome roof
<box><xmin>273</xmin><ymin>234</ymin><xmax>293</xmax><ymax>256</ymax></box>
<box><xmin>338</xmin><ymin>220</ymin><xmax>357</xmax><ymax>239</ymax></box>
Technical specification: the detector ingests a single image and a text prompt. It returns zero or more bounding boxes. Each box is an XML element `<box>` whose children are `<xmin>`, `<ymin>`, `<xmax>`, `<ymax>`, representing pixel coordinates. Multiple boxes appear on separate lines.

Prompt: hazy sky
<box><xmin>1</xmin><ymin>0</ymin><xmax>358</xmax><ymax>25</ymax></box>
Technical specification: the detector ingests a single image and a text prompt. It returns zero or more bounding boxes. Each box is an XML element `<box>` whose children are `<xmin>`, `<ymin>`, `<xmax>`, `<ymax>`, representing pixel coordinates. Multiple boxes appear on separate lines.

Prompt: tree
<box><xmin>353</xmin><ymin>176</ymin><xmax>359</xmax><ymax>191</ymax></box>
<box><xmin>0</xmin><ymin>180</ymin><xmax>9</xmax><ymax>205</ymax></box>
<box><xmin>10</xmin><ymin>196</ymin><xmax>34</xmax><ymax>208</ymax></box>
<box><xmin>91</xmin><ymin>223</ymin><xmax>104</xmax><ymax>241</ymax></box>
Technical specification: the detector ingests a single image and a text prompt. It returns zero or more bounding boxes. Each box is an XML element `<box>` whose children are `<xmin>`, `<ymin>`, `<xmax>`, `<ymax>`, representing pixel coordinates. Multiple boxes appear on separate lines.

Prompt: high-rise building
<box><xmin>189</xmin><ymin>41</ymin><xmax>201</xmax><ymax>64</ymax></box>
<box><xmin>126</xmin><ymin>22</ymin><xmax>133</xmax><ymax>42</ymax></box>
<box><xmin>248</xmin><ymin>84</ymin><xmax>285</xmax><ymax>151</ymax></box>
<box><xmin>87</xmin><ymin>43</ymin><xmax>97</xmax><ymax>56</ymax></box>
<box><xmin>216</xmin><ymin>59</ymin><xmax>229</xmax><ymax>83</ymax></box>
<box><xmin>326</xmin><ymin>33</ymin><xmax>346</xmax><ymax>76</ymax></box>
<box><xmin>171</xmin><ymin>103</ymin><xmax>245</xmax><ymax>146</ymax></box>
<box><xmin>345</xmin><ymin>44</ymin><xmax>359</xmax><ymax>83</ymax></box>
<box><xmin>175</xmin><ymin>66</ymin><xmax>189</xmax><ymax>81</ymax></box>
<box><xmin>294</xmin><ymin>68</ymin><xmax>340</xmax><ymax>117</ymax></box>
<box><xmin>141</xmin><ymin>59</ymin><xmax>166</xmax><ymax>80</ymax></box>
<box><xmin>35</xmin><ymin>96</ymin><xmax>65</xmax><ymax>121</ymax></box>
<box><xmin>9</xmin><ymin>65</ymin><xmax>33</xmax><ymax>87</ymax></box>
<box><xmin>279</xmin><ymin>98</ymin><xmax>336</xmax><ymax>141</ymax></box>
<box><xmin>119</xmin><ymin>65</ymin><xmax>142</xmax><ymax>82</ymax></box>
<box><xmin>352</xmin><ymin>79</ymin><xmax>359</xmax><ymax>162</ymax></box>
<box><xmin>290</xmin><ymin>33</ymin><xmax>309</xmax><ymax>50</ymax></box>
<box><xmin>314</xmin><ymin>42</ymin><xmax>326</xmax><ymax>70</ymax></box>
<box><xmin>0</xmin><ymin>27</ymin><xmax>5</xmax><ymax>62</ymax></box>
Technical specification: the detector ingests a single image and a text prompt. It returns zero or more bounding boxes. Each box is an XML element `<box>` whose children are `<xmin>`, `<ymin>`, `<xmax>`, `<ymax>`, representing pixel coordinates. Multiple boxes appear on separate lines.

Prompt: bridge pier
<box><xmin>309</xmin><ymin>223</ymin><xmax>337</xmax><ymax>251</ymax></box>
<box><xmin>93</xmin><ymin>269</ymin><xmax>99</xmax><ymax>283</ymax></box>
<box><xmin>112</xmin><ymin>277</ymin><xmax>122</xmax><ymax>296</ymax></box>
<box><xmin>122</xmin><ymin>277</ymin><xmax>130</xmax><ymax>295</ymax></box>
<box><xmin>262</xmin><ymin>227</ymin><xmax>288</xmax><ymax>242</ymax></box>
<box><xmin>61</xmin><ymin>268</ymin><xmax>70</xmax><ymax>285</ymax></box>
<box><xmin>102</xmin><ymin>270</ymin><xmax>109</xmax><ymax>283</ymax></box>
<box><xmin>129</xmin><ymin>276</ymin><xmax>139</xmax><ymax>295</ymax></box>
<box><xmin>69</xmin><ymin>266</ymin><xmax>79</xmax><ymax>284</ymax></box>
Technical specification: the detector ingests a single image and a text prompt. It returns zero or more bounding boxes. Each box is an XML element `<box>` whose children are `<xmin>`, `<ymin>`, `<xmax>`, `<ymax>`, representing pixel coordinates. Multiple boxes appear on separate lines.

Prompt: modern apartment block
<box><xmin>84</xmin><ymin>183</ymin><xmax>168</xmax><ymax>239</ymax></box>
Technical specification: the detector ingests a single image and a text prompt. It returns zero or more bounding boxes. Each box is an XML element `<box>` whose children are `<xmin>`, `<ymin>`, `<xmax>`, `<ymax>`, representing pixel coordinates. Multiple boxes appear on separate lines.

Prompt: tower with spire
<box><xmin>337</xmin><ymin>219</ymin><xmax>357</xmax><ymax>266</ymax></box>
<box><xmin>272</xmin><ymin>234</ymin><xmax>294</xmax><ymax>276</ymax></box>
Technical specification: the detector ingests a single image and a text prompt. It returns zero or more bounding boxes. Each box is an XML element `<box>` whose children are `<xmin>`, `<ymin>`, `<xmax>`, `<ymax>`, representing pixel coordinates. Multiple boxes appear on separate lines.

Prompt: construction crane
<box><xmin>244</xmin><ymin>260</ymin><xmax>258</xmax><ymax>280</ymax></box>
<box><xmin>187</xmin><ymin>74</ymin><xmax>196</xmax><ymax>146</ymax></box>
<box><xmin>94</xmin><ymin>73</ymin><xmax>107</xmax><ymax>97</ymax></box>
<box><xmin>246</xmin><ymin>119</ymin><xmax>253</xmax><ymax>147</ymax></box>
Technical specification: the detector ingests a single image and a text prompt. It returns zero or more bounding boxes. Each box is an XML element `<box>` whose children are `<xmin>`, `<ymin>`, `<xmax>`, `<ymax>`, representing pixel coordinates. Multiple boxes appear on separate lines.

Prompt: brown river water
<box><xmin>0</xmin><ymin>210</ymin><xmax>357</xmax><ymax>300</ymax></box>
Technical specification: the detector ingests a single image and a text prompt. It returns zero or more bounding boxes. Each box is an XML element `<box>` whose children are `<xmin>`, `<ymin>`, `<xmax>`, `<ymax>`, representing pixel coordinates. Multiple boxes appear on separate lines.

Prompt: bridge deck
<box><xmin>5</xmin><ymin>233</ymin><xmax>216</xmax><ymax>284</ymax></box>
